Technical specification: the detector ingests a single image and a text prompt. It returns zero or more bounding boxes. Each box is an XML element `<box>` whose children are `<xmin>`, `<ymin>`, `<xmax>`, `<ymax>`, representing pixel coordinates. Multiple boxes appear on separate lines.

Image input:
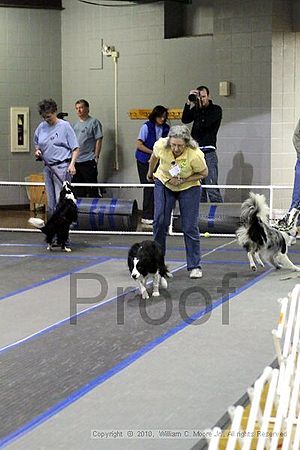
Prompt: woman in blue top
<box><xmin>135</xmin><ymin>105</ymin><xmax>169</xmax><ymax>225</ymax></box>
<box><xmin>34</xmin><ymin>98</ymin><xmax>79</xmax><ymax>217</ymax></box>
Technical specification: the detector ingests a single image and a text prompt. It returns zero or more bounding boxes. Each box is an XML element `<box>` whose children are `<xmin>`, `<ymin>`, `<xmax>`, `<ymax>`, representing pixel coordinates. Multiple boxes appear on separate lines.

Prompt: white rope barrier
<box><xmin>0</xmin><ymin>181</ymin><xmax>294</xmax><ymax>189</ymax></box>
<box><xmin>0</xmin><ymin>182</ymin><xmax>294</xmax><ymax>235</ymax></box>
<box><xmin>0</xmin><ymin>228</ymin><xmax>153</xmax><ymax>235</ymax></box>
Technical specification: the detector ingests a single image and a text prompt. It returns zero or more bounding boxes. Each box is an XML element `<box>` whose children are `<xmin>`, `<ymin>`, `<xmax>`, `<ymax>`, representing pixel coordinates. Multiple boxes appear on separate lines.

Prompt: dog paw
<box><xmin>152</xmin><ymin>291</ymin><xmax>160</xmax><ymax>297</ymax></box>
<box><xmin>141</xmin><ymin>291</ymin><xmax>149</xmax><ymax>299</ymax></box>
<box><xmin>47</xmin><ymin>244</ymin><xmax>53</xmax><ymax>251</ymax></box>
<box><xmin>251</xmin><ymin>266</ymin><xmax>257</xmax><ymax>271</ymax></box>
<box><xmin>63</xmin><ymin>247</ymin><xmax>72</xmax><ymax>252</ymax></box>
<box><xmin>166</xmin><ymin>272</ymin><xmax>173</xmax><ymax>278</ymax></box>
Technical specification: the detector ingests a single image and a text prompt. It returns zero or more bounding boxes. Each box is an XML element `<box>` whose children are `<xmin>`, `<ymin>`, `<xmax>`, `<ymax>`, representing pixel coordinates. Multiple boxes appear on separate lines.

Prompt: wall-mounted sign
<box><xmin>10</xmin><ymin>107</ymin><xmax>30</xmax><ymax>153</ymax></box>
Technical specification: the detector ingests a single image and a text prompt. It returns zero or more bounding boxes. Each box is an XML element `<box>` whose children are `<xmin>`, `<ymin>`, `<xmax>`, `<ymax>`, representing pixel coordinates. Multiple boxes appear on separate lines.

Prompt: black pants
<box><xmin>72</xmin><ymin>159</ymin><xmax>100</xmax><ymax>198</ymax></box>
<box><xmin>137</xmin><ymin>160</ymin><xmax>154</xmax><ymax>220</ymax></box>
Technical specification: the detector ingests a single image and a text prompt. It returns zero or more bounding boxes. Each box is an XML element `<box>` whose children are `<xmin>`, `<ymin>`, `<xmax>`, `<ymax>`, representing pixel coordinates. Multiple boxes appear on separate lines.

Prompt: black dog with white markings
<box><xmin>236</xmin><ymin>192</ymin><xmax>300</xmax><ymax>272</ymax></box>
<box><xmin>28</xmin><ymin>181</ymin><xmax>78</xmax><ymax>252</ymax></box>
<box><xmin>128</xmin><ymin>240</ymin><xmax>172</xmax><ymax>299</ymax></box>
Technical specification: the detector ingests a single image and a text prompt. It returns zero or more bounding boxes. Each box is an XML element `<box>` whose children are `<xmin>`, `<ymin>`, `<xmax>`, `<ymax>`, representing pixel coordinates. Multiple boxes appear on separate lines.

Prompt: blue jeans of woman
<box><xmin>44</xmin><ymin>163</ymin><xmax>71</xmax><ymax>217</ymax></box>
<box><xmin>290</xmin><ymin>158</ymin><xmax>300</xmax><ymax>210</ymax></box>
<box><xmin>201</xmin><ymin>151</ymin><xmax>223</xmax><ymax>203</ymax></box>
<box><xmin>153</xmin><ymin>179</ymin><xmax>201</xmax><ymax>271</ymax></box>
<box><xmin>137</xmin><ymin>160</ymin><xmax>154</xmax><ymax>220</ymax></box>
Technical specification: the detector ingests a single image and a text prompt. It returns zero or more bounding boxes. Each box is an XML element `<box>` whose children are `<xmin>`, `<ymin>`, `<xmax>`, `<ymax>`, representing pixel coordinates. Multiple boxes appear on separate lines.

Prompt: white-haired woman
<box><xmin>147</xmin><ymin>125</ymin><xmax>208</xmax><ymax>278</ymax></box>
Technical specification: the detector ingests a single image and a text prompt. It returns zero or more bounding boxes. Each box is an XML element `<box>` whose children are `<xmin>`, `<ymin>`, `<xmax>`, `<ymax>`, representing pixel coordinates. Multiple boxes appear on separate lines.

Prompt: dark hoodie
<box><xmin>181</xmin><ymin>100</ymin><xmax>222</xmax><ymax>148</ymax></box>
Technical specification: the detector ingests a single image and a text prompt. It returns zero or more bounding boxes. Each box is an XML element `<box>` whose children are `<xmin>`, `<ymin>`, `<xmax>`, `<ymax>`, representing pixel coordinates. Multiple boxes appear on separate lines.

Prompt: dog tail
<box><xmin>28</xmin><ymin>218</ymin><xmax>45</xmax><ymax>229</ymax></box>
<box><xmin>240</xmin><ymin>192</ymin><xmax>269</xmax><ymax>225</ymax></box>
<box><xmin>236</xmin><ymin>192</ymin><xmax>269</xmax><ymax>247</ymax></box>
<box><xmin>236</xmin><ymin>225</ymin><xmax>249</xmax><ymax>247</ymax></box>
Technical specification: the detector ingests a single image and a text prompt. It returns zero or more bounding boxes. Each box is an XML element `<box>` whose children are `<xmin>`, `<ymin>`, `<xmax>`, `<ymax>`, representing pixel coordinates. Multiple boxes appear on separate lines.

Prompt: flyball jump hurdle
<box><xmin>76</xmin><ymin>197</ymin><xmax>139</xmax><ymax>231</ymax></box>
<box><xmin>173</xmin><ymin>203</ymin><xmax>242</xmax><ymax>234</ymax></box>
<box><xmin>75</xmin><ymin>198</ymin><xmax>241</xmax><ymax>234</ymax></box>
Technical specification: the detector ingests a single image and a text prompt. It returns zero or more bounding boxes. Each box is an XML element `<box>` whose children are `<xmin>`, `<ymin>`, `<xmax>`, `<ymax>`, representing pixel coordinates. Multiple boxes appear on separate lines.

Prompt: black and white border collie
<box><xmin>28</xmin><ymin>181</ymin><xmax>78</xmax><ymax>252</ymax></box>
<box><xmin>128</xmin><ymin>240</ymin><xmax>173</xmax><ymax>299</ymax></box>
<box><xmin>236</xmin><ymin>192</ymin><xmax>300</xmax><ymax>272</ymax></box>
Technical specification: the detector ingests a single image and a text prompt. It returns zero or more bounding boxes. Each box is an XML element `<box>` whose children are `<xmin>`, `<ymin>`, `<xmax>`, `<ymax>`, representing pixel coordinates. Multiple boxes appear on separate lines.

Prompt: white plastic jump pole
<box><xmin>207</xmin><ymin>427</ymin><xmax>222</xmax><ymax>450</ymax></box>
<box><xmin>243</xmin><ymin>366</ymin><xmax>273</xmax><ymax>450</ymax></box>
<box><xmin>272</xmin><ymin>297</ymin><xmax>288</xmax><ymax>364</ymax></box>
<box><xmin>227</xmin><ymin>405</ymin><xmax>244</xmax><ymax>450</ymax></box>
<box><xmin>256</xmin><ymin>368</ymin><xmax>279</xmax><ymax>450</ymax></box>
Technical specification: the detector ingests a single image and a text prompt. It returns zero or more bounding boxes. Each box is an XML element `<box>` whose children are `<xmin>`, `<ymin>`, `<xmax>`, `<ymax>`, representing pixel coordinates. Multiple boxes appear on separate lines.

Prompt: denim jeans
<box><xmin>137</xmin><ymin>160</ymin><xmax>154</xmax><ymax>220</ymax></box>
<box><xmin>44</xmin><ymin>164</ymin><xmax>71</xmax><ymax>217</ymax></box>
<box><xmin>201</xmin><ymin>151</ymin><xmax>223</xmax><ymax>203</ymax></box>
<box><xmin>290</xmin><ymin>158</ymin><xmax>300</xmax><ymax>210</ymax></box>
<box><xmin>153</xmin><ymin>179</ymin><xmax>201</xmax><ymax>271</ymax></box>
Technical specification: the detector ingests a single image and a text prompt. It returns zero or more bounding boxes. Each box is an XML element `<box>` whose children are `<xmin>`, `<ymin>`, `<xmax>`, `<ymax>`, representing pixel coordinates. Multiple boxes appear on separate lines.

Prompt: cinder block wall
<box><xmin>61</xmin><ymin>0</ymin><xmax>214</xmax><ymax>206</ymax></box>
<box><xmin>61</xmin><ymin>0</ymin><xmax>274</xmax><ymax>205</ymax></box>
<box><xmin>0</xmin><ymin>0</ymin><xmax>297</xmax><ymax>211</ymax></box>
<box><xmin>0</xmin><ymin>7</ymin><xmax>62</xmax><ymax>204</ymax></box>
<box><xmin>214</xmin><ymin>0</ymin><xmax>272</xmax><ymax>202</ymax></box>
<box><xmin>271</xmin><ymin>0</ymin><xmax>300</xmax><ymax>209</ymax></box>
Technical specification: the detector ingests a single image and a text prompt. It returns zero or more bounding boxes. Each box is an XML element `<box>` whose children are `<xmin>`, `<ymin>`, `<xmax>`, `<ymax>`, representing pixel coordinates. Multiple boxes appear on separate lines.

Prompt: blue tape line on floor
<box><xmin>0</xmin><ymin>257</ymin><xmax>111</xmax><ymax>304</ymax></box>
<box><xmin>0</xmin><ymin>267</ymin><xmax>272</xmax><ymax>449</ymax></box>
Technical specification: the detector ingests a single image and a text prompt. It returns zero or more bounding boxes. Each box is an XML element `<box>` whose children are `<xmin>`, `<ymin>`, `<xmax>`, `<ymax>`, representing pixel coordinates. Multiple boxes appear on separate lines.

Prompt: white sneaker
<box><xmin>141</xmin><ymin>218</ymin><xmax>153</xmax><ymax>225</ymax></box>
<box><xmin>189</xmin><ymin>268</ymin><xmax>202</xmax><ymax>279</ymax></box>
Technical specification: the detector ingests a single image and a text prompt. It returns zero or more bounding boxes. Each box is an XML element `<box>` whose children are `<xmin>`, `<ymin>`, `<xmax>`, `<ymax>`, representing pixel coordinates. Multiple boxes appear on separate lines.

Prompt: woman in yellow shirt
<box><xmin>147</xmin><ymin>125</ymin><xmax>208</xmax><ymax>279</ymax></box>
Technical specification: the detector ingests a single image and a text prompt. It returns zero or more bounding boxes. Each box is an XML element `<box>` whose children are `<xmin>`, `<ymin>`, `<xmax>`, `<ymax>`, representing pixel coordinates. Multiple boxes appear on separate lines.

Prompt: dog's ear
<box><xmin>129</xmin><ymin>243</ymin><xmax>141</xmax><ymax>257</ymax></box>
<box><xmin>127</xmin><ymin>257</ymin><xmax>134</xmax><ymax>272</ymax></box>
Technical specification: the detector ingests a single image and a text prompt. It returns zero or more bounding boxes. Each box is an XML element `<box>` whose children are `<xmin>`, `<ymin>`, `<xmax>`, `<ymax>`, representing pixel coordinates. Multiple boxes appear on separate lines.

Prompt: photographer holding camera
<box><xmin>182</xmin><ymin>85</ymin><xmax>223</xmax><ymax>203</ymax></box>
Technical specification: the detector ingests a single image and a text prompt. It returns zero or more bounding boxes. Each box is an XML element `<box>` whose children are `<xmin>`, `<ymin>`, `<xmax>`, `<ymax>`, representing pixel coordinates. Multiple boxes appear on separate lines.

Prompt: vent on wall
<box><xmin>77</xmin><ymin>0</ymin><xmax>191</xmax><ymax>5</ymax></box>
<box><xmin>164</xmin><ymin>0</ymin><xmax>213</xmax><ymax>39</ymax></box>
<box><xmin>292</xmin><ymin>0</ymin><xmax>300</xmax><ymax>31</ymax></box>
<box><xmin>133</xmin><ymin>0</ymin><xmax>191</xmax><ymax>2</ymax></box>
<box><xmin>0</xmin><ymin>0</ymin><xmax>63</xmax><ymax>9</ymax></box>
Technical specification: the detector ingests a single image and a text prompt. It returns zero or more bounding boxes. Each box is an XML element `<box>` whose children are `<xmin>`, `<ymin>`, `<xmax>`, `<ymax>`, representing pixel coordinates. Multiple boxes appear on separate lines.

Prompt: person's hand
<box><xmin>34</xmin><ymin>148</ymin><xmax>42</xmax><ymax>159</ymax></box>
<box><xmin>147</xmin><ymin>172</ymin><xmax>154</xmax><ymax>182</ymax></box>
<box><xmin>168</xmin><ymin>177</ymin><xmax>183</xmax><ymax>186</ymax></box>
<box><xmin>68</xmin><ymin>163</ymin><xmax>76</xmax><ymax>176</ymax></box>
<box><xmin>189</xmin><ymin>89</ymin><xmax>199</xmax><ymax>97</ymax></box>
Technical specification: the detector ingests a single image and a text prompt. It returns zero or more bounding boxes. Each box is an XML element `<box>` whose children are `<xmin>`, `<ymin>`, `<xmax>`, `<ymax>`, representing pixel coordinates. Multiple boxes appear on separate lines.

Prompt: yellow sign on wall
<box><xmin>128</xmin><ymin>109</ymin><xmax>183</xmax><ymax>120</ymax></box>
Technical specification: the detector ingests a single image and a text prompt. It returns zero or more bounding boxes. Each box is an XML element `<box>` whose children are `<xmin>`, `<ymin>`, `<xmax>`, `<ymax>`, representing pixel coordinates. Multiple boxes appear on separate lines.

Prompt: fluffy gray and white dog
<box><xmin>236</xmin><ymin>192</ymin><xmax>300</xmax><ymax>272</ymax></box>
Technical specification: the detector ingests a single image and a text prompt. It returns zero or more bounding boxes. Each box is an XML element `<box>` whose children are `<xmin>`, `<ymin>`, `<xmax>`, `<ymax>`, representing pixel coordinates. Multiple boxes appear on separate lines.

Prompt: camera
<box><xmin>57</xmin><ymin>112</ymin><xmax>68</xmax><ymax>120</ymax></box>
<box><xmin>188</xmin><ymin>93</ymin><xmax>199</xmax><ymax>102</ymax></box>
